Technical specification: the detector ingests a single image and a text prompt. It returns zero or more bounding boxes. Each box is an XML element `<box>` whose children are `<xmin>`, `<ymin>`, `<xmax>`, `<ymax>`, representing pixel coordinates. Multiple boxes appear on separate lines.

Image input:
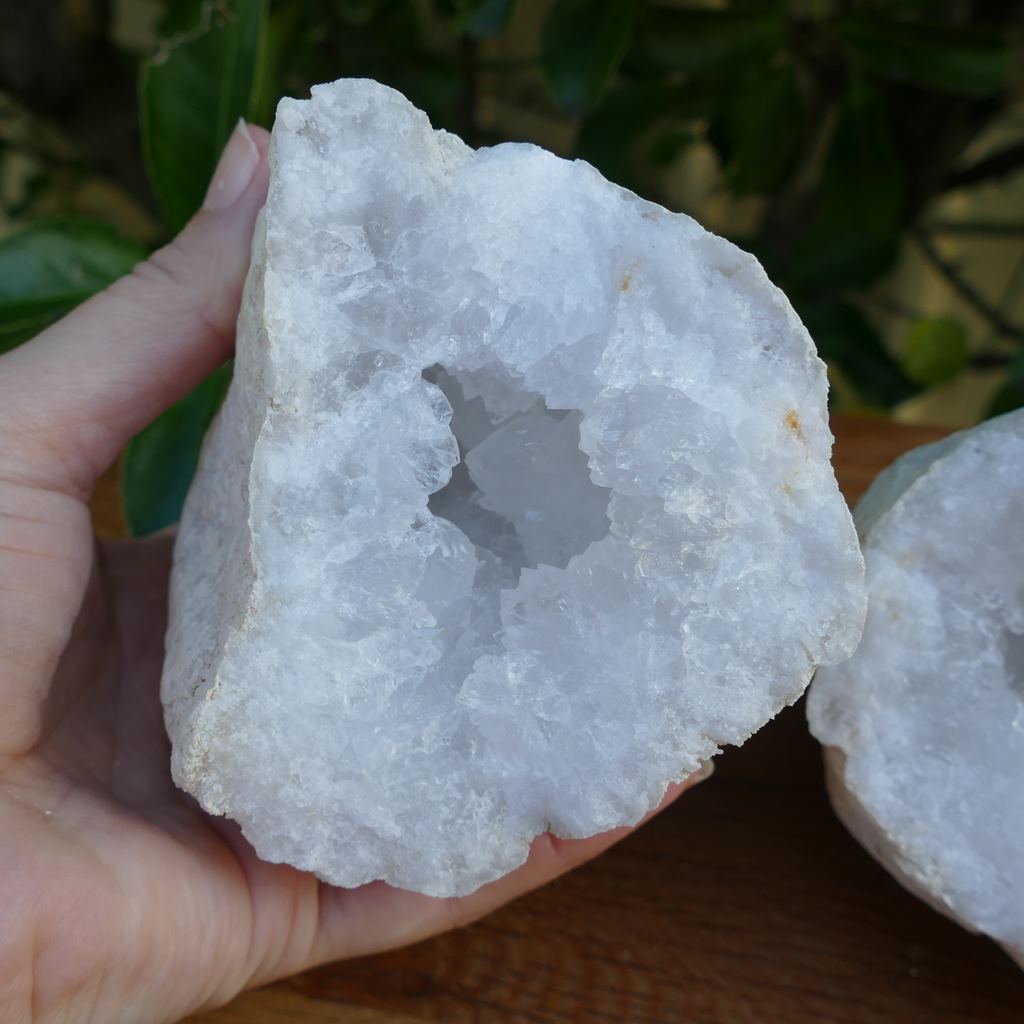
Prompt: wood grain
<box><xmin>153</xmin><ymin>414</ymin><xmax>1022</xmax><ymax>1024</ymax></box>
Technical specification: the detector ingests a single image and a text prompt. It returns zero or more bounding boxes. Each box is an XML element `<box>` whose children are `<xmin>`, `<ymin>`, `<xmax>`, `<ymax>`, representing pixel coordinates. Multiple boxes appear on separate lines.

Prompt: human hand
<box><xmin>0</xmin><ymin>123</ymin><xmax>703</xmax><ymax>1024</ymax></box>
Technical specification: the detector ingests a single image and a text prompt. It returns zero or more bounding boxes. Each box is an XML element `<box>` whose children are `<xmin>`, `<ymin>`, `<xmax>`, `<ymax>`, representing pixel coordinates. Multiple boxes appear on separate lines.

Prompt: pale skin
<box><xmin>0</xmin><ymin>123</ymin><xmax>702</xmax><ymax>1024</ymax></box>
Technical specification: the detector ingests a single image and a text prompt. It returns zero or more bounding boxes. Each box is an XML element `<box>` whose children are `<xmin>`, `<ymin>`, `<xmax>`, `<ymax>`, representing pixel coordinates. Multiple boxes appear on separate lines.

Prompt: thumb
<box><xmin>0</xmin><ymin>120</ymin><xmax>270</xmax><ymax>499</ymax></box>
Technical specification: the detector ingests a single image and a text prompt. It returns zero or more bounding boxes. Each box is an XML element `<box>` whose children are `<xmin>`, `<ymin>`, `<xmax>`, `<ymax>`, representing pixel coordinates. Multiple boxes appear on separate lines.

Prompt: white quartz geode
<box><xmin>808</xmin><ymin>410</ymin><xmax>1024</xmax><ymax>967</ymax></box>
<box><xmin>161</xmin><ymin>78</ymin><xmax>866</xmax><ymax>897</ymax></box>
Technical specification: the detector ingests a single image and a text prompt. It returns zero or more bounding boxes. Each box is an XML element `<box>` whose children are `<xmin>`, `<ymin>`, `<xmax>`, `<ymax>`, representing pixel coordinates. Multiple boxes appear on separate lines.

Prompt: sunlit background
<box><xmin>1</xmin><ymin>0</ymin><xmax>1022</xmax><ymax>531</ymax></box>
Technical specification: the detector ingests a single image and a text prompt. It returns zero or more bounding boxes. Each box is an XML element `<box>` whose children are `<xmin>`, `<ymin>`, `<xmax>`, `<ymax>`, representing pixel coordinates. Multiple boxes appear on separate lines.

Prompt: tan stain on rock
<box><xmin>785</xmin><ymin>409</ymin><xmax>805</xmax><ymax>442</ymax></box>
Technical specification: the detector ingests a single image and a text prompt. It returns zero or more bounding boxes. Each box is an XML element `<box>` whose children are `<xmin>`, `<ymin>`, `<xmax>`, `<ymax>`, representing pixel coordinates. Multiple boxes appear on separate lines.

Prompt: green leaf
<box><xmin>396</xmin><ymin>60</ymin><xmax>463</xmax><ymax>131</ymax></box>
<box><xmin>789</xmin><ymin>233</ymin><xmax>901</xmax><ymax>293</ymax></box>
<box><xmin>4</xmin><ymin>168</ymin><xmax>51</xmax><ymax>220</ymax></box>
<box><xmin>141</xmin><ymin>0</ymin><xmax>269</xmax><ymax>233</ymax></box>
<box><xmin>842</xmin><ymin>15</ymin><xmax>1007</xmax><ymax>97</ymax></box>
<box><xmin>820</xmin><ymin>81</ymin><xmax>902</xmax><ymax>234</ymax></box>
<box><xmin>801</xmin><ymin>300</ymin><xmax>918</xmax><ymax>409</ymax></box>
<box><xmin>334</xmin><ymin>0</ymin><xmax>385</xmax><ymax>27</ymax></box>
<box><xmin>157</xmin><ymin>0</ymin><xmax>206</xmax><ymax>35</ymax></box>
<box><xmin>466</xmin><ymin>0</ymin><xmax>517</xmax><ymax>38</ymax></box>
<box><xmin>577</xmin><ymin>82</ymin><xmax>713</xmax><ymax>188</ymax></box>
<box><xmin>988</xmin><ymin>355</ymin><xmax>1024</xmax><ymax>418</ymax></box>
<box><xmin>542</xmin><ymin>0</ymin><xmax>638</xmax><ymax>113</ymax></box>
<box><xmin>123</xmin><ymin>365</ymin><xmax>232</xmax><ymax>535</ymax></box>
<box><xmin>0</xmin><ymin>219</ymin><xmax>146</xmax><ymax>353</ymax></box>
<box><xmin>647</xmin><ymin>128</ymin><xmax>696</xmax><ymax>168</ymax></box>
<box><xmin>636</xmin><ymin>8</ymin><xmax>783</xmax><ymax>74</ymax></box>
<box><xmin>792</xmin><ymin>81</ymin><xmax>902</xmax><ymax>290</ymax></box>
<box><xmin>252</xmin><ymin>2</ymin><xmax>306</xmax><ymax>125</ymax></box>
<box><xmin>901</xmin><ymin>316</ymin><xmax>969</xmax><ymax>386</ymax></box>
<box><xmin>435</xmin><ymin>0</ymin><xmax>517</xmax><ymax>37</ymax></box>
<box><xmin>726</xmin><ymin>64</ymin><xmax>801</xmax><ymax>194</ymax></box>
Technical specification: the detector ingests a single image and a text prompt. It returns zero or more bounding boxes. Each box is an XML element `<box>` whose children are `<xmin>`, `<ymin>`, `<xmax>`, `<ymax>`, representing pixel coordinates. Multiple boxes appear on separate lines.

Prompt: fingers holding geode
<box><xmin>307</xmin><ymin>771</ymin><xmax>706</xmax><ymax>965</ymax></box>
<box><xmin>0</xmin><ymin>123</ymin><xmax>271</xmax><ymax>497</ymax></box>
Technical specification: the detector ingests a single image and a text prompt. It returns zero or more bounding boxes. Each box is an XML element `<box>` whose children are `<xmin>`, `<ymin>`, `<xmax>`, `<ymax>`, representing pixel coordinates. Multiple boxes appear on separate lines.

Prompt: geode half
<box><xmin>161</xmin><ymin>78</ymin><xmax>866</xmax><ymax>897</ymax></box>
<box><xmin>808</xmin><ymin>410</ymin><xmax>1024</xmax><ymax>968</ymax></box>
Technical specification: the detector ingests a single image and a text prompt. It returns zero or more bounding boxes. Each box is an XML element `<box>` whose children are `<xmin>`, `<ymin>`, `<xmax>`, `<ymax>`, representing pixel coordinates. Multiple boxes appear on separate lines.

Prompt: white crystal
<box><xmin>161</xmin><ymin>78</ymin><xmax>865</xmax><ymax>897</ymax></box>
<box><xmin>808</xmin><ymin>410</ymin><xmax>1024</xmax><ymax>968</ymax></box>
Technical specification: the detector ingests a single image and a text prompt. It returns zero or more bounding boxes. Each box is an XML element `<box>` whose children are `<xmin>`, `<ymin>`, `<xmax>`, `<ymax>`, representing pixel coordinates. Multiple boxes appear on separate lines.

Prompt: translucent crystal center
<box><xmin>425</xmin><ymin>364</ymin><xmax>611</xmax><ymax>580</ymax></box>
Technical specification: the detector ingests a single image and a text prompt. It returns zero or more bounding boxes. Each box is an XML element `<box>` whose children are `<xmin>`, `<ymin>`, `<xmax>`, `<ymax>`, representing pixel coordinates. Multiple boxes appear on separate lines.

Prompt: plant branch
<box><xmin>969</xmin><ymin>352</ymin><xmax>1014</xmax><ymax>370</ymax></box>
<box><xmin>981</xmin><ymin>247</ymin><xmax>1024</xmax><ymax>351</ymax></box>
<box><xmin>912</xmin><ymin>229</ymin><xmax>1024</xmax><ymax>344</ymax></box>
<box><xmin>0</xmin><ymin>136</ymin><xmax>86</xmax><ymax>172</ymax></box>
<box><xmin>925</xmin><ymin>219</ymin><xmax>1024</xmax><ymax>237</ymax></box>
<box><xmin>477</xmin><ymin>55</ymin><xmax>539</xmax><ymax>71</ymax></box>
<box><xmin>859</xmin><ymin>291</ymin><xmax>921</xmax><ymax>321</ymax></box>
<box><xmin>944</xmin><ymin>139</ymin><xmax>1024</xmax><ymax>192</ymax></box>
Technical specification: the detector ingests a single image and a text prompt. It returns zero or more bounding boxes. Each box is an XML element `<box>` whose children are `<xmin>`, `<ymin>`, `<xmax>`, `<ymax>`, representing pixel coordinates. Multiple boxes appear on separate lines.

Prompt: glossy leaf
<box><xmin>789</xmin><ymin>234</ymin><xmax>901</xmax><ymax>293</ymax></box>
<box><xmin>726</xmin><ymin>64</ymin><xmax>801</xmax><ymax>194</ymax></box>
<box><xmin>647</xmin><ymin>128</ymin><xmax>696</xmax><ymax>168</ymax></box>
<box><xmin>637</xmin><ymin>8</ymin><xmax>783</xmax><ymax>74</ymax></box>
<box><xmin>988</xmin><ymin>355</ymin><xmax>1024</xmax><ymax>418</ymax></box>
<box><xmin>334</xmin><ymin>0</ymin><xmax>386</xmax><ymax>27</ymax></box>
<box><xmin>123</xmin><ymin>364</ymin><xmax>232</xmax><ymax>535</ymax></box>
<box><xmin>820</xmin><ymin>81</ymin><xmax>902</xmax><ymax>234</ymax></box>
<box><xmin>542</xmin><ymin>0</ymin><xmax>637</xmax><ymax>113</ymax></box>
<box><xmin>801</xmin><ymin>301</ymin><xmax>918</xmax><ymax>409</ymax></box>
<box><xmin>0</xmin><ymin>219</ymin><xmax>145</xmax><ymax>353</ymax></box>
<box><xmin>793</xmin><ymin>82</ymin><xmax>902</xmax><ymax>290</ymax></box>
<box><xmin>250</xmin><ymin>3</ymin><xmax>306</xmax><ymax>125</ymax></box>
<box><xmin>578</xmin><ymin>82</ymin><xmax>713</xmax><ymax>188</ymax></box>
<box><xmin>843</xmin><ymin>15</ymin><xmax>1007</xmax><ymax>97</ymax></box>
<box><xmin>157</xmin><ymin>0</ymin><xmax>205</xmax><ymax>35</ymax></box>
<box><xmin>468</xmin><ymin>0</ymin><xmax>516</xmax><ymax>37</ymax></box>
<box><xmin>141</xmin><ymin>0</ymin><xmax>268</xmax><ymax>233</ymax></box>
<box><xmin>902</xmin><ymin>317</ymin><xmax>969</xmax><ymax>386</ymax></box>
<box><xmin>435</xmin><ymin>0</ymin><xmax>517</xmax><ymax>37</ymax></box>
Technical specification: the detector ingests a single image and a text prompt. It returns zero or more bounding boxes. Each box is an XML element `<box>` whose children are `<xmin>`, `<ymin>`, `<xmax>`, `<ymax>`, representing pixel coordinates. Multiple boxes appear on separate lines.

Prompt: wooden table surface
<box><xmin>131</xmin><ymin>413</ymin><xmax>1024</xmax><ymax>1024</ymax></box>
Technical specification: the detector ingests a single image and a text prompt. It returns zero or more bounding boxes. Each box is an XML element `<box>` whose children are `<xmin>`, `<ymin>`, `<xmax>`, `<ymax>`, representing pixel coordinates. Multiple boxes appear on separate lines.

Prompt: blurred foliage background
<box><xmin>0</xmin><ymin>0</ymin><xmax>1022</xmax><ymax>533</ymax></box>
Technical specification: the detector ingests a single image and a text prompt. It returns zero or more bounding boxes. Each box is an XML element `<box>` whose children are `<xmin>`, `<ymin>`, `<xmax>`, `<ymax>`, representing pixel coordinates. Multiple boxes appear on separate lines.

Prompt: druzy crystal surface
<box><xmin>808</xmin><ymin>410</ymin><xmax>1024</xmax><ymax>968</ymax></box>
<box><xmin>162</xmin><ymin>78</ymin><xmax>865</xmax><ymax>897</ymax></box>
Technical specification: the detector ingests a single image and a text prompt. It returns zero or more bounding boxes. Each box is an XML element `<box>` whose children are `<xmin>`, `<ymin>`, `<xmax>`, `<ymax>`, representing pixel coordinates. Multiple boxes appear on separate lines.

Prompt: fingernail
<box><xmin>203</xmin><ymin>120</ymin><xmax>261</xmax><ymax>211</ymax></box>
<box><xmin>692</xmin><ymin>759</ymin><xmax>716</xmax><ymax>784</ymax></box>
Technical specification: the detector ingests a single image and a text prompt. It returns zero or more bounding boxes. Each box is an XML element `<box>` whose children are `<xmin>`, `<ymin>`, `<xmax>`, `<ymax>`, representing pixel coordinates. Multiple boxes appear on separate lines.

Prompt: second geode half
<box><xmin>809</xmin><ymin>410</ymin><xmax>1024</xmax><ymax>967</ymax></box>
<box><xmin>162</xmin><ymin>79</ymin><xmax>866</xmax><ymax>897</ymax></box>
